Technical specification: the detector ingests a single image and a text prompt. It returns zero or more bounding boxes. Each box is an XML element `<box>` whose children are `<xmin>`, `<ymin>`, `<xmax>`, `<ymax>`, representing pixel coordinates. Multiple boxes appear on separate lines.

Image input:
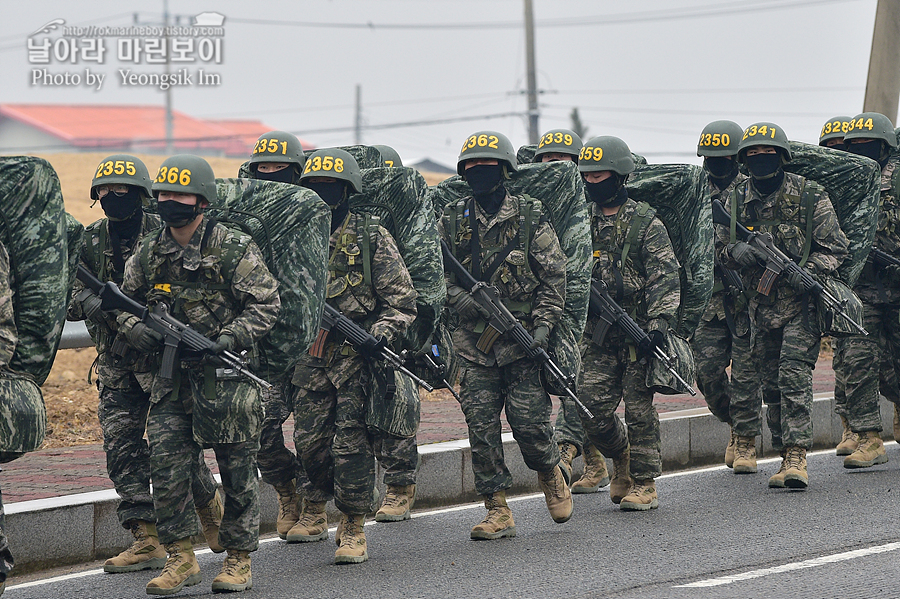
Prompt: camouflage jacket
<box><xmin>716</xmin><ymin>171</ymin><xmax>849</xmax><ymax>329</ymax></box>
<box><xmin>118</xmin><ymin>218</ymin><xmax>281</xmax><ymax>381</ymax></box>
<box><xmin>294</xmin><ymin>211</ymin><xmax>417</xmax><ymax>389</ymax></box>
<box><xmin>857</xmin><ymin>155</ymin><xmax>900</xmax><ymax>303</ymax></box>
<box><xmin>68</xmin><ymin>212</ymin><xmax>160</xmax><ymax>390</ymax></box>
<box><xmin>441</xmin><ymin>192</ymin><xmax>566</xmax><ymax>367</ymax></box>
<box><xmin>704</xmin><ymin>174</ymin><xmax>748</xmax><ymax>322</ymax></box>
<box><xmin>0</xmin><ymin>241</ymin><xmax>17</xmax><ymax>368</ymax></box>
<box><xmin>586</xmin><ymin>196</ymin><xmax>681</xmax><ymax>345</ymax></box>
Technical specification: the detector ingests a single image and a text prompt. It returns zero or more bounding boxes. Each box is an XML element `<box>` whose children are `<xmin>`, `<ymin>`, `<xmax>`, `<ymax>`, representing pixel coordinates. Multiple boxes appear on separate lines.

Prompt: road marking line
<box><xmin>674</xmin><ymin>542</ymin><xmax>900</xmax><ymax>587</ymax></box>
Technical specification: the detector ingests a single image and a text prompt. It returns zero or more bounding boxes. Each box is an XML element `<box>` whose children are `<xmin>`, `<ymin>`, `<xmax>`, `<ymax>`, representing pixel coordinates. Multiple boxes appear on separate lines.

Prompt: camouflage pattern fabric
<box><xmin>257</xmin><ymin>381</ymin><xmax>303</xmax><ymax>488</ymax></box>
<box><xmin>553</xmin><ymin>394</ymin><xmax>585</xmax><ymax>455</ymax></box>
<box><xmin>627</xmin><ymin>164</ymin><xmax>713</xmax><ymax>338</ymax></box>
<box><xmin>700</xmin><ymin>175</ymin><xmax>748</xmax><ymax>323</ymax></box>
<box><xmin>374</xmin><ymin>431</ymin><xmax>418</xmax><ymax>487</ymax></box>
<box><xmin>339</xmin><ymin>145</ymin><xmax>386</xmax><ymax>169</ymax></box>
<box><xmin>786</xmin><ymin>142</ymin><xmax>880</xmax><ymax>286</ymax></box>
<box><xmin>0</xmin><ymin>482</ymin><xmax>11</xmax><ymax>584</ymax></box>
<box><xmin>440</xmin><ymin>193</ymin><xmax>567</xmax><ymax>367</ymax></box>
<box><xmin>120</xmin><ymin>219</ymin><xmax>280</xmax><ymax>548</ymax></box>
<box><xmin>291</xmin><ymin>210</ymin><xmax>417</xmax><ymax>513</ymax></box>
<box><xmin>0</xmin><ymin>157</ymin><xmax>71</xmax><ymax>386</ymax></box>
<box><xmin>212</xmin><ymin>179</ymin><xmax>331</xmax><ymax>378</ymax></box>
<box><xmin>458</xmin><ymin>357</ymin><xmax>559</xmax><ymax>495</ymax></box>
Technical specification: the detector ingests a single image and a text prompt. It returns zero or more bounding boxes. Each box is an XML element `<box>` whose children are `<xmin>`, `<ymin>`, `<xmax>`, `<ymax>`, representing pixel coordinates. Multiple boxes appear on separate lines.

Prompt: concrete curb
<box><xmin>7</xmin><ymin>394</ymin><xmax>897</xmax><ymax>574</ymax></box>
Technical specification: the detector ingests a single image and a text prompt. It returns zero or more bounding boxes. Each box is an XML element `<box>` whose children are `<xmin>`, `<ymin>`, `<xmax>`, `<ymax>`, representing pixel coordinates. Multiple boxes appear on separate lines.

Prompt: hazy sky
<box><xmin>0</xmin><ymin>0</ymin><xmax>881</xmax><ymax>168</ymax></box>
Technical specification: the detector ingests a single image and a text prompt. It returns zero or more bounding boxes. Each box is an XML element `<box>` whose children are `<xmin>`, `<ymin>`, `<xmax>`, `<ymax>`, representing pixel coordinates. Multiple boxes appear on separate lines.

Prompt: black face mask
<box><xmin>846</xmin><ymin>140</ymin><xmax>884</xmax><ymax>163</ymax></box>
<box><xmin>585</xmin><ymin>176</ymin><xmax>620</xmax><ymax>205</ymax></box>
<box><xmin>254</xmin><ymin>166</ymin><xmax>296</xmax><ymax>185</ymax></box>
<box><xmin>157</xmin><ymin>200</ymin><xmax>201</xmax><ymax>228</ymax></box>
<box><xmin>304</xmin><ymin>181</ymin><xmax>346</xmax><ymax>207</ymax></box>
<box><xmin>109</xmin><ymin>209</ymin><xmax>143</xmax><ymax>241</ymax></box>
<box><xmin>465</xmin><ymin>164</ymin><xmax>506</xmax><ymax>214</ymax></box>
<box><xmin>744</xmin><ymin>153</ymin><xmax>782</xmax><ymax>180</ymax></box>
<box><xmin>100</xmin><ymin>188</ymin><xmax>142</xmax><ymax>221</ymax></box>
<box><xmin>705</xmin><ymin>156</ymin><xmax>738</xmax><ymax>177</ymax></box>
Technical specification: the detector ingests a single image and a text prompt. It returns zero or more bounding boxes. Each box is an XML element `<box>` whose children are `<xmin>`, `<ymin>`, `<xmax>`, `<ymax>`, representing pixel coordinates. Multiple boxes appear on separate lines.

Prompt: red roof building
<box><xmin>0</xmin><ymin>104</ymin><xmax>314</xmax><ymax>157</ymax></box>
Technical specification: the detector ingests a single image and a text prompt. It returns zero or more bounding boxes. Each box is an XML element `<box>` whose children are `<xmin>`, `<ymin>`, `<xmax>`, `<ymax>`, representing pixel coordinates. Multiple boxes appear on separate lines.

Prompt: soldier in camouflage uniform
<box><xmin>0</xmin><ymin>241</ymin><xmax>15</xmax><ymax>597</ymax></box>
<box><xmin>68</xmin><ymin>155</ymin><xmax>225</xmax><ymax>575</ymax></box>
<box><xmin>119</xmin><ymin>155</ymin><xmax>280</xmax><ymax>595</ymax></box>
<box><xmin>532</xmin><ymin>129</ymin><xmax>611</xmax><ymax>493</ymax></box>
<box><xmin>288</xmin><ymin>148</ymin><xmax>417</xmax><ymax>564</ymax></box>
<box><xmin>244</xmin><ymin>132</ymin><xmax>309</xmax><ymax>538</ymax></box>
<box><xmin>691</xmin><ymin>122</ymin><xmax>762</xmax><ymax>474</ymax></box>
<box><xmin>716</xmin><ymin>122</ymin><xmax>849</xmax><ymax>490</ymax></box>
<box><xmin>577</xmin><ymin>136</ymin><xmax>680</xmax><ymax>511</ymax></box>
<box><xmin>368</xmin><ymin>144</ymin><xmax>421</xmax><ymax>523</ymax></box>
<box><xmin>835</xmin><ymin>112</ymin><xmax>900</xmax><ymax>468</ymax></box>
<box><xmin>442</xmin><ymin>130</ymin><xmax>572</xmax><ymax>539</ymax></box>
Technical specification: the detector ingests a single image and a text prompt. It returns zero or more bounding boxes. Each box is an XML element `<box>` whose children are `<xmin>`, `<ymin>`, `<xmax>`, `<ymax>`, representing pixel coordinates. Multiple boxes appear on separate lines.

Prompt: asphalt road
<box><xmin>8</xmin><ymin>446</ymin><xmax>900</xmax><ymax>599</ymax></box>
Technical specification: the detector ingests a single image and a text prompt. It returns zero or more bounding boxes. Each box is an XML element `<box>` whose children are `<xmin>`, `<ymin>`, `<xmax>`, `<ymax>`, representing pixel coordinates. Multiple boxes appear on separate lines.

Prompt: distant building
<box><xmin>0</xmin><ymin>104</ymin><xmax>315</xmax><ymax>157</ymax></box>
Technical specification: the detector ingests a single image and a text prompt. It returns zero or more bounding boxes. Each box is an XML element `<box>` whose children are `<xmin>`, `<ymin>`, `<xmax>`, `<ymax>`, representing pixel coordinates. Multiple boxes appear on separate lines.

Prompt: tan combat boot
<box><xmin>732</xmin><ymin>436</ymin><xmax>758</xmax><ymax>474</ymax></box>
<box><xmin>844</xmin><ymin>431</ymin><xmax>888</xmax><ymax>468</ymax></box>
<box><xmin>145</xmin><ymin>538</ymin><xmax>201</xmax><ymax>596</ymax></box>
<box><xmin>724</xmin><ymin>427</ymin><xmax>736</xmax><ymax>468</ymax></box>
<box><xmin>334</xmin><ymin>514</ymin><xmax>368</xmax><ymax>564</ymax></box>
<box><xmin>836</xmin><ymin>415</ymin><xmax>859</xmax><ymax>456</ymax></box>
<box><xmin>286</xmin><ymin>500</ymin><xmax>328</xmax><ymax>543</ymax></box>
<box><xmin>470</xmin><ymin>491</ymin><xmax>516</xmax><ymax>540</ymax></box>
<box><xmin>196</xmin><ymin>489</ymin><xmax>225</xmax><ymax>553</ymax></box>
<box><xmin>273</xmin><ymin>481</ymin><xmax>300</xmax><ymax>539</ymax></box>
<box><xmin>104</xmin><ymin>520</ymin><xmax>167</xmax><ymax>573</ymax></box>
<box><xmin>537</xmin><ymin>465</ymin><xmax>573</xmax><ymax>523</ymax></box>
<box><xmin>893</xmin><ymin>405</ymin><xmax>900</xmax><ymax>441</ymax></box>
<box><xmin>571</xmin><ymin>444</ymin><xmax>610</xmax><ymax>493</ymax></box>
<box><xmin>619</xmin><ymin>479</ymin><xmax>658</xmax><ymax>511</ymax></box>
<box><xmin>211</xmin><ymin>549</ymin><xmax>252</xmax><ymax>592</ymax></box>
<box><xmin>783</xmin><ymin>446</ymin><xmax>808</xmax><ymax>489</ymax></box>
<box><xmin>375</xmin><ymin>484</ymin><xmax>416</xmax><ymax>522</ymax></box>
<box><xmin>609</xmin><ymin>446</ymin><xmax>633</xmax><ymax>505</ymax></box>
<box><xmin>557</xmin><ymin>442</ymin><xmax>577</xmax><ymax>485</ymax></box>
<box><xmin>768</xmin><ymin>449</ymin><xmax>788</xmax><ymax>488</ymax></box>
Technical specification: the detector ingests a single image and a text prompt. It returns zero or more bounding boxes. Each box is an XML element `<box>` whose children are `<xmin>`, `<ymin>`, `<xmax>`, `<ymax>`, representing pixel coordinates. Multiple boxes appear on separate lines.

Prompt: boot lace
<box><xmin>197</xmin><ymin>494</ymin><xmax>221</xmax><ymax>527</ymax></box>
<box><xmin>338</xmin><ymin>517</ymin><xmax>364</xmax><ymax>549</ymax></box>
<box><xmin>786</xmin><ymin>447</ymin><xmax>803</xmax><ymax>469</ymax></box>
<box><xmin>381</xmin><ymin>487</ymin><xmax>406</xmax><ymax>510</ymax></box>
<box><xmin>277</xmin><ymin>492</ymin><xmax>298</xmax><ymax>520</ymax></box>
<box><xmin>220</xmin><ymin>553</ymin><xmax>246</xmax><ymax>577</ymax></box>
<box><xmin>540</xmin><ymin>470</ymin><xmax>564</xmax><ymax>498</ymax></box>
<box><xmin>130</xmin><ymin>522</ymin><xmax>149</xmax><ymax>543</ymax></box>
<box><xmin>735</xmin><ymin>438</ymin><xmax>753</xmax><ymax>460</ymax></box>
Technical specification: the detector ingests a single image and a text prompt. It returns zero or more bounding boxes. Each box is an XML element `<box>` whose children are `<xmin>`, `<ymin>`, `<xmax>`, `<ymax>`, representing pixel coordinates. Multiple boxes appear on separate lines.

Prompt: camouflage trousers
<box><xmin>147</xmin><ymin>390</ymin><xmax>260</xmax><ymax>551</ymax></box>
<box><xmin>832</xmin><ymin>297</ymin><xmax>900</xmax><ymax>433</ymax></box>
<box><xmin>458</xmin><ymin>357</ymin><xmax>559</xmax><ymax>496</ymax></box>
<box><xmin>99</xmin><ymin>380</ymin><xmax>218</xmax><ymax>528</ymax></box>
<box><xmin>291</xmin><ymin>364</ymin><xmax>377</xmax><ymax>515</ymax></box>
<box><xmin>256</xmin><ymin>383</ymin><xmax>311</xmax><ymax>494</ymax></box>
<box><xmin>691</xmin><ymin>314</ymin><xmax>762</xmax><ymax>437</ymax></box>
<box><xmin>0</xmin><ymin>481</ymin><xmax>11</xmax><ymax>583</ymax></box>
<box><xmin>579</xmin><ymin>341</ymin><xmax>661</xmax><ymax>480</ymax></box>
<box><xmin>374</xmin><ymin>432</ymin><xmax>419</xmax><ymax>487</ymax></box>
<box><xmin>553</xmin><ymin>395</ymin><xmax>585</xmax><ymax>456</ymax></box>
<box><xmin>753</xmin><ymin>309</ymin><xmax>821</xmax><ymax>450</ymax></box>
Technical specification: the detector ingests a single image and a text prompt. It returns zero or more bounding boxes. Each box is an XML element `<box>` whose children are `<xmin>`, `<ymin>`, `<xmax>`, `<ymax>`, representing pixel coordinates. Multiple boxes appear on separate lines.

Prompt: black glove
<box><xmin>728</xmin><ymin>242</ymin><xmax>763</xmax><ymax>267</ymax></box>
<box><xmin>530</xmin><ymin>325</ymin><xmax>550</xmax><ymax>350</ymax></box>
<box><xmin>211</xmin><ymin>332</ymin><xmax>237</xmax><ymax>354</ymax></box>
<box><xmin>884</xmin><ymin>264</ymin><xmax>900</xmax><ymax>286</ymax></box>
<box><xmin>638</xmin><ymin>330</ymin><xmax>665</xmax><ymax>359</ymax></box>
<box><xmin>359</xmin><ymin>335</ymin><xmax>388</xmax><ymax>358</ymax></box>
<box><xmin>454</xmin><ymin>292</ymin><xmax>490</xmax><ymax>320</ymax></box>
<box><xmin>126</xmin><ymin>322</ymin><xmax>163</xmax><ymax>353</ymax></box>
<box><xmin>81</xmin><ymin>293</ymin><xmax>106</xmax><ymax>325</ymax></box>
<box><xmin>786</xmin><ymin>267</ymin><xmax>817</xmax><ymax>293</ymax></box>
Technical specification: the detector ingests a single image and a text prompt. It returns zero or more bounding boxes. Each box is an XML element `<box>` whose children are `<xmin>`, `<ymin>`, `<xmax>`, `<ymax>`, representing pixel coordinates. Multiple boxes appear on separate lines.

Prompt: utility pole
<box><xmin>524</xmin><ymin>0</ymin><xmax>539</xmax><ymax>144</ymax></box>
<box><xmin>863</xmin><ymin>0</ymin><xmax>900</xmax><ymax>123</ymax></box>
<box><xmin>354</xmin><ymin>84</ymin><xmax>362</xmax><ymax>145</ymax></box>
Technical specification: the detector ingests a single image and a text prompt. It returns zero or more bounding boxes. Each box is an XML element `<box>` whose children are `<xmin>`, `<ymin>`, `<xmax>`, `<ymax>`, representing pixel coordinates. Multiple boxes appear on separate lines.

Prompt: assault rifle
<box><xmin>419</xmin><ymin>345</ymin><xmax>460</xmax><ymax>401</ymax></box>
<box><xmin>711</xmin><ymin>199</ymin><xmax>867</xmax><ymax>336</ymax></box>
<box><xmin>869</xmin><ymin>246</ymin><xmax>900</xmax><ymax>269</ymax></box>
<box><xmin>441</xmin><ymin>240</ymin><xmax>593</xmax><ymax>418</ymax></box>
<box><xmin>588</xmin><ymin>280</ymin><xmax>696</xmax><ymax>396</ymax></box>
<box><xmin>76</xmin><ymin>264</ymin><xmax>273</xmax><ymax>389</ymax></box>
<box><xmin>310</xmin><ymin>303</ymin><xmax>434</xmax><ymax>392</ymax></box>
<box><xmin>715</xmin><ymin>255</ymin><xmax>745</xmax><ymax>298</ymax></box>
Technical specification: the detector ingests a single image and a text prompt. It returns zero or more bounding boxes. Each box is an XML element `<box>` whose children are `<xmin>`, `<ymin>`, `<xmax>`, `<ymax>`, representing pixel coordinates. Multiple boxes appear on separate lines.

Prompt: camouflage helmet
<box><xmin>90</xmin><ymin>154</ymin><xmax>153</xmax><ymax>200</ymax></box>
<box><xmin>299</xmin><ymin>148</ymin><xmax>363</xmax><ymax>194</ymax></box>
<box><xmin>457</xmin><ymin>131</ymin><xmax>518</xmax><ymax>176</ymax></box>
<box><xmin>151</xmin><ymin>154</ymin><xmax>217</xmax><ymax>205</ymax></box>
<box><xmin>533</xmin><ymin>128</ymin><xmax>583</xmax><ymax>162</ymax></box>
<box><xmin>248</xmin><ymin>130</ymin><xmax>306</xmax><ymax>168</ymax></box>
<box><xmin>844</xmin><ymin>112</ymin><xmax>898</xmax><ymax>148</ymax></box>
<box><xmin>373</xmin><ymin>144</ymin><xmax>403</xmax><ymax>168</ymax></box>
<box><xmin>819</xmin><ymin>116</ymin><xmax>852</xmax><ymax>146</ymax></box>
<box><xmin>737</xmin><ymin>122</ymin><xmax>792</xmax><ymax>162</ymax></box>
<box><xmin>577</xmin><ymin>136</ymin><xmax>635</xmax><ymax>175</ymax></box>
<box><xmin>696</xmin><ymin>120</ymin><xmax>743</xmax><ymax>157</ymax></box>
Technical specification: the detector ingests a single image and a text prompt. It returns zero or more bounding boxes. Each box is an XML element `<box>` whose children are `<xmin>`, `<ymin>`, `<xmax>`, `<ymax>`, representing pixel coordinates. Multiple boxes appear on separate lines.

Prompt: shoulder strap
<box><xmin>139</xmin><ymin>227</ymin><xmax>164</xmax><ymax>282</ymax></box>
<box><xmin>622</xmin><ymin>201</ymin><xmax>654</xmax><ymax>264</ymax></box>
<box><xmin>358</xmin><ymin>213</ymin><xmax>378</xmax><ymax>287</ymax></box>
<box><xmin>797</xmin><ymin>180</ymin><xmax>819</xmax><ymax>268</ymax></box>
